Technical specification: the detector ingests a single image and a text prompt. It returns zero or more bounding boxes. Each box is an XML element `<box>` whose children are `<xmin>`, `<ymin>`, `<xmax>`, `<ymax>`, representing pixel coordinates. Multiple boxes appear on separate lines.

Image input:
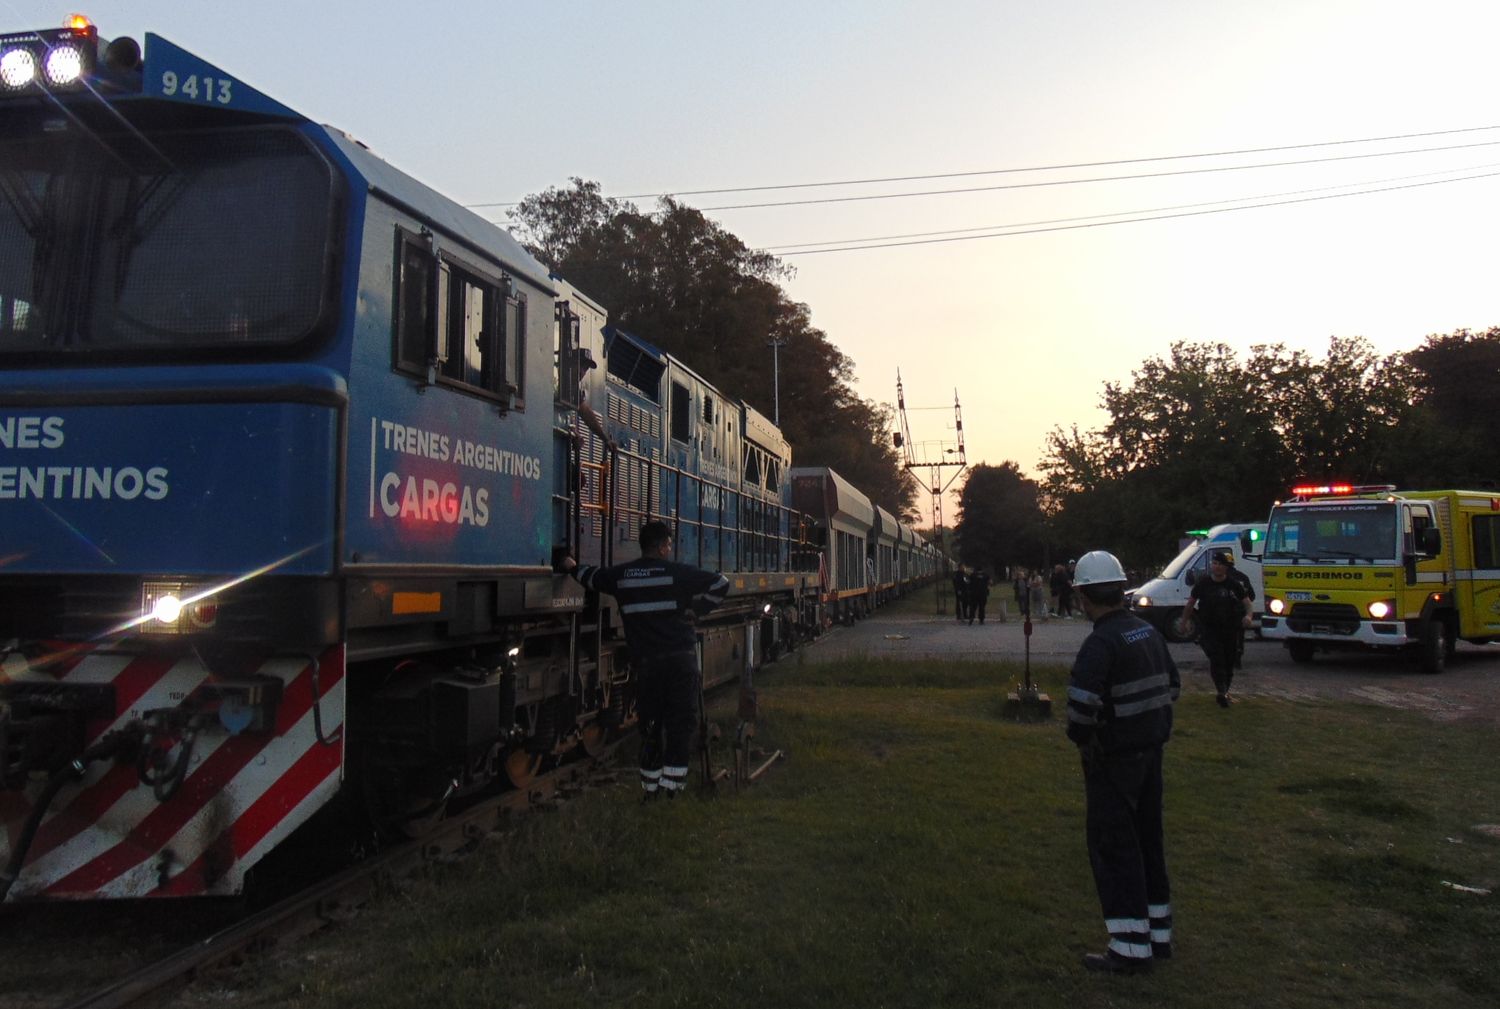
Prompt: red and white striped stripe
<box><xmin>1</xmin><ymin>645</ymin><xmax>345</xmax><ymax>900</ymax></box>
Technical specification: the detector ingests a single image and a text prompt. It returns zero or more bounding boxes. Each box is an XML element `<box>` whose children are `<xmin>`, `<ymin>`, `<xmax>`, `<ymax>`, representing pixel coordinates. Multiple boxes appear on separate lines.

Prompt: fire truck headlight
<box><xmin>43</xmin><ymin>43</ymin><xmax>85</xmax><ymax>85</ymax></box>
<box><xmin>1268</xmin><ymin>597</ymin><xmax>1286</xmax><ymax>616</ymax></box>
<box><xmin>0</xmin><ymin>48</ymin><xmax>38</xmax><ymax>89</ymax></box>
<box><xmin>1368</xmin><ymin>599</ymin><xmax>1394</xmax><ymax>620</ymax></box>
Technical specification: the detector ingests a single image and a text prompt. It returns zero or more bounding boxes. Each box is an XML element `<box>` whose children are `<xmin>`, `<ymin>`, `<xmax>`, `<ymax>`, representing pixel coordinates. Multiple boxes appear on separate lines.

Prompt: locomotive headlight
<box><xmin>152</xmin><ymin>594</ymin><xmax>184</xmax><ymax>624</ymax></box>
<box><xmin>1368</xmin><ymin>599</ymin><xmax>1395</xmax><ymax>620</ymax></box>
<box><xmin>1268</xmin><ymin>597</ymin><xmax>1286</xmax><ymax>615</ymax></box>
<box><xmin>43</xmin><ymin>43</ymin><xmax>85</xmax><ymax>85</ymax></box>
<box><xmin>0</xmin><ymin>48</ymin><xmax>38</xmax><ymax>89</ymax></box>
<box><xmin>140</xmin><ymin>580</ymin><xmax>221</xmax><ymax>635</ymax></box>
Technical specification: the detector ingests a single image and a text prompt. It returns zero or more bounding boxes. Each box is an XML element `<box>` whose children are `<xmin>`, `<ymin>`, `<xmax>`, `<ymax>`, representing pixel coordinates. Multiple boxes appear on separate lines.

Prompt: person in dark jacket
<box><xmin>1051</xmin><ymin>563</ymin><xmax>1075</xmax><ymax>619</ymax></box>
<box><xmin>1065</xmin><ymin>549</ymin><xmax>1180</xmax><ymax>975</ymax></box>
<box><xmin>969</xmin><ymin>569</ymin><xmax>991</xmax><ymax>624</ymax></box>
<box><xmin>1185</xmin><ymin>551</ymin><xmax>1253</xmax><ymax>707</ymax></box>
<box><xmin>951</xmin><ymin>566</ymin><xmax>970</xmax><ymax>622</ymax></box>
<box><xmin>564</xmin><ymin>520</ymin><xmax>729</xmax><ymax>797</ymax></box>
<box><xmin>1222</xmin><ymin>553</ymin><xmax>1256</xmax><ymax>671</ymax></box>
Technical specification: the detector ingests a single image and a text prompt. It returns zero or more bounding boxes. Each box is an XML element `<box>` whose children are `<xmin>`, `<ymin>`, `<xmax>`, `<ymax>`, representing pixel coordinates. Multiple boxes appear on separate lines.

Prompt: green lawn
<box><xmin>230</xmin><ymin>655</ymin><xmax>1499</xmax><ymax>1009</ymax></box>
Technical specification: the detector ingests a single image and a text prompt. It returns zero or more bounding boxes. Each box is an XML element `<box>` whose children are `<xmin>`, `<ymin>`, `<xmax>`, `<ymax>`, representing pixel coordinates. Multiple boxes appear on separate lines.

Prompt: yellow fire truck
<box><xmin>1259</xmin><ymin>485</ymin><xmax>1500</xmax><ymax>673</ymax></box>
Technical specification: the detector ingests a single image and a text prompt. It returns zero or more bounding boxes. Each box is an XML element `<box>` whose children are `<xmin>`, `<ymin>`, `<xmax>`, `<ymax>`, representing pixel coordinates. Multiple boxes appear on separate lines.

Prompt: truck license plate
<box><xmin>1287</xmin><ymin>591</ymin><xmax>1313</xmax><ymax>602</ymax></box>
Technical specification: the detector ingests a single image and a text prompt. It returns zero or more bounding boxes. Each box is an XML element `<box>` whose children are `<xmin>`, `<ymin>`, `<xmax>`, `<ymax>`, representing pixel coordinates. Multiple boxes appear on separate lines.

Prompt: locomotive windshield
<box><xmin>0</xmin><ymin>124</ymin><xmax>338</xmax><ymax>358</ymax></box>
<box><xmin>1264</xmin><ymin>502</ymin><xmax>1398</xmax><ymax>562</ymax></box>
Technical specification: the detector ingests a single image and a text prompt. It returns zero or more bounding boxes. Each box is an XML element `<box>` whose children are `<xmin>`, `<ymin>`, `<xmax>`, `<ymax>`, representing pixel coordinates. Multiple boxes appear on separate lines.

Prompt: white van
<box><xmin>1127</xmin><ymin>523</ymin><xmax>1265</xmax><ymax>641</ymax></box>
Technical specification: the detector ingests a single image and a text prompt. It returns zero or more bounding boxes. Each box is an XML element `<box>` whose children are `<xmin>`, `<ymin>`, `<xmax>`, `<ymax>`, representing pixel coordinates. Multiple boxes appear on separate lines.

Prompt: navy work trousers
<box><xmin>1082</xmin><ymin>745</ymin><xmax>1172</xmax><ymax>960</ymax></box>
<box><xmin>636</xmin><ymin>651</ymin><xmax>700</xmax><ymax>794</ymax></box>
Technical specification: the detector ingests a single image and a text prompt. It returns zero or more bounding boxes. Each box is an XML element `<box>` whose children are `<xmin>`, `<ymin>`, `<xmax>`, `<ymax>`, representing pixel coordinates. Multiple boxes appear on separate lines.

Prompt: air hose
<box><xmin>0</xmin><ymin>726</ymin><xmax>142</xmax><ymax>903</ymax></box>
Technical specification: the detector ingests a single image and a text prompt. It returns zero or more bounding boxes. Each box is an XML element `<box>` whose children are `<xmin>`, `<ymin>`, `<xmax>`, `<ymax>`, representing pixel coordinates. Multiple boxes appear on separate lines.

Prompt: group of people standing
<box><xmin>949</xmin><ymin>565</ymin><xmax>992</xmax><ymax>623</ymax></box>
<box><xmin>1007</xmin><ymin>562</ymin><xmax>1079</xmax><ymax>619</ymax></box>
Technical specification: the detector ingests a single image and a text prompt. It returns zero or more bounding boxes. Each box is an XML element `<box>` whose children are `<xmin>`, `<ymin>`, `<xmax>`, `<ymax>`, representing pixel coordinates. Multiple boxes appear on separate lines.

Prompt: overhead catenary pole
<box><xmin>894</xmin><ymin>371</ymin><xmax>966</xmax><ymax>615</ymax></box>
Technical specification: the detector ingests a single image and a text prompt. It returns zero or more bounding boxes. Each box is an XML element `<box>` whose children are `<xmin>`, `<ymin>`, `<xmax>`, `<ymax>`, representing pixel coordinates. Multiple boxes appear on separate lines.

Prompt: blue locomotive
<box><xmin>0</xmin><ymin>18</ymin><xmax>939</xmax><ymax>901</ymax></box>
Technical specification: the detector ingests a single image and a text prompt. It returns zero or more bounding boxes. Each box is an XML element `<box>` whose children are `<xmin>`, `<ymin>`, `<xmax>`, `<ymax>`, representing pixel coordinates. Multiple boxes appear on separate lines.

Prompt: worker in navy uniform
<box><xmin>1184</xmin><ymin>550</ymin><xmax>1254</xmax><ymax>707</ymax></box>
<box><xmin>951</xmin><ymin>565</ymin><xmax>970</xmax><ymax>622</ymax></box>
<box><xmin>1222</xmin><ymin>552</ymin><xmax>1256</xmax><ymax>671</ymax></box>
<box><xmin>1065</xmin><ymin>550</ymin><xmax>1180</xmax><ymax>975</ymax></box>
<box><xmin>563</xmin><ymin>520</ymin><xmax>729</xmax><ymax>797</ymax></box>
<box><xmin>968</xmin><ymin>568</ymin><xmax>991</xmax><ymax>624</ymax></box>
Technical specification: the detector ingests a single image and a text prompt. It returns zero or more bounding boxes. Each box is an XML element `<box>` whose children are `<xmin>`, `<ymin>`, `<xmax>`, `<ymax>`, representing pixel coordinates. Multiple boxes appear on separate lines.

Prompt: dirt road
<box><xmin>801</xmin><ymin>603</ymin><xmax>1500</xmax><ymax>727</ymax></box>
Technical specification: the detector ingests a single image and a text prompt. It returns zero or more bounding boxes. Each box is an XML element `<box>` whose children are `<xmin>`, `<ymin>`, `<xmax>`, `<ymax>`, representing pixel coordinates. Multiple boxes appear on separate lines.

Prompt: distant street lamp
<box><xmin>767</xmin><ymin>336</ymin><xmax>787</xmax><ymax>425</ymax></box>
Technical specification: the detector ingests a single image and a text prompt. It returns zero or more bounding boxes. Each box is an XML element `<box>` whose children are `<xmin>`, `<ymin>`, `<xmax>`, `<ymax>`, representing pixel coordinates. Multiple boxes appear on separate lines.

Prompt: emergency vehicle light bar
<box><xmin>1289</xmin><ymin>483</ymin><xmax>1397</xmax><ymax>497</ymax></box>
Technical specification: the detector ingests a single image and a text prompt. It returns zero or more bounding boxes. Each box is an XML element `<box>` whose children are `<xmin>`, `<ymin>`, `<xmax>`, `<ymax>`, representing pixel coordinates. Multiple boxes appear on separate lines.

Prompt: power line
<box><xmin>463</xmin><ymin>124</ymin><xmax>1500</xmax><ymax>210</ymax></box>
<box><xmin>762</xmin><ymin>161</ymin><xmax>1500</xmax><ymax>252</ymax></box>
<box><xmin>769</xmin><ymin>169</ymin><xmax>1500</xmax><ymax>256</ymax></box>
<box><xmin>694</xmin><ymin>139</ymin><xmax>1500</xmax><ymax>212</ymax></box>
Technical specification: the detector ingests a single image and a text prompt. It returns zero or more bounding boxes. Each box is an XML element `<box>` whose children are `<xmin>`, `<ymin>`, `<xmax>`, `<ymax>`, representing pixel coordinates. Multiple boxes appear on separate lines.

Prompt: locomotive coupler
<box><xmin>0</xmin><ymin>680</ymin><xmax>117</xmax><ymax>789</ymax></box>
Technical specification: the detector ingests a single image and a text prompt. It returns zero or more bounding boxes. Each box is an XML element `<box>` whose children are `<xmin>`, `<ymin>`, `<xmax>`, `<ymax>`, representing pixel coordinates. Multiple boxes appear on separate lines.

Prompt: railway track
<box><xmin>44</xmin><ymin>746</ymin><xmax>625</xmax><ymax>1009</ymax></box>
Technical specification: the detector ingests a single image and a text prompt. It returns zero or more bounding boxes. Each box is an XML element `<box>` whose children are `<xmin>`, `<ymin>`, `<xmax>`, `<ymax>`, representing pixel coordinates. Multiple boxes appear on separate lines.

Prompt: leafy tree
<box><xmin>1395</xmin><ymin>327</ymin><xmax>1500</xmax><ymax>487</ymax></box>
<box><xmin>509</xmin><ymin>179</ymin><xmax>915</xmax><ymax>516</ymax></box>
<box><xmin>953</xmin><ymin>462</ymin><xmax>1046</xmax><ymax>574</ymax></box>
<box><xmin>1036</xmin><ymin>338</ymin><xmax>1415</xmax><ymax>571</ymax></box>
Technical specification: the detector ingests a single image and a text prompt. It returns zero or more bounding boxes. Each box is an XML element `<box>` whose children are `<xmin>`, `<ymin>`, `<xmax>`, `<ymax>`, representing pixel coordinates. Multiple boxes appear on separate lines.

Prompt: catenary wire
<box><xmin>768</xmin><ymin>169</ymin><xmax>1500</xmax><ymax>255</ymax></box>
<box><xmin>463</xmin><ymin>124</ymin><xmax>1500</xmax><ymax>209</ymax></box>
<box><xmin>694</xmin><ymin>140</ymin><xmax>1500</xmax><ymax>212</ymax></box>
<box><xmin>761</xmin><ymin>161</ymin><xmax>1500</xmax><ymax>252</ymax></box>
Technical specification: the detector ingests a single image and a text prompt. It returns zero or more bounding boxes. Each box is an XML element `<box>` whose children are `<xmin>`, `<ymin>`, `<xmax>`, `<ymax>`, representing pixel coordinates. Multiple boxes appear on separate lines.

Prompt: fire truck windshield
<box><xmin>0</xmin><ymin>124</ymin><xmax>337</xmax><ymax>359</ymax></box>
<box><xmin>1265</xmin><ymin>501</ymin><xmax>1398</xmax><ymax>563</ymax></box>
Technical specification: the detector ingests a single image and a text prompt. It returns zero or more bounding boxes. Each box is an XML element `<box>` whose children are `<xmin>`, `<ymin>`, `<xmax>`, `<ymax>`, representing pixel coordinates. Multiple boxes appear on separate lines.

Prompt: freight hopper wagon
<box><xmin>790</xmin><ymin>467</ymin><xmax>877</xmax><ymax>625</ymax></box>
<box><xmin>0</xmin><ymin>20</ymin><xmax>818</xmax><ymax>902</ymax></box>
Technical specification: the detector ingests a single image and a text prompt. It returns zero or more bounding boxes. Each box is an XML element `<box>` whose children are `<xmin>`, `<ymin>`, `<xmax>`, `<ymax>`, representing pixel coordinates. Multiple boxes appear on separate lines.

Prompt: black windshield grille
<box><xmin>0</xmin><ymin>124</ymin><xmax>337</xmax><ymax>358</ymax></box>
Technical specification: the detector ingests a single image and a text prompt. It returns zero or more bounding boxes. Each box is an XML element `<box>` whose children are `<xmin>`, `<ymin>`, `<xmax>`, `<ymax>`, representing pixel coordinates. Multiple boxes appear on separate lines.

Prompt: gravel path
<box><xmin>801</xmin><ymin>603</ymin><xmax>1500</xmax><ymax>726</ymax></box>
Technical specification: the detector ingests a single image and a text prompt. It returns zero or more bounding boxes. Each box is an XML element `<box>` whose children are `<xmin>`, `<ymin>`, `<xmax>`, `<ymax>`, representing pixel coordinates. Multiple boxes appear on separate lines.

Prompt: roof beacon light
<box><xmin>65</xmin><ymin>14</ymin><xmax>93</xmax><ymax>32</ymax></box>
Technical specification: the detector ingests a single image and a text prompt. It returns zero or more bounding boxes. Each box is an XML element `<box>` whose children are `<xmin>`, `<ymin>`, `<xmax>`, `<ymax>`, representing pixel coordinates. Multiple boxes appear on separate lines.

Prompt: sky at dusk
<box><xmin>16</xmin><ymin>0</ymin><xmax>1500</xmax><ymax>523</ymax></box>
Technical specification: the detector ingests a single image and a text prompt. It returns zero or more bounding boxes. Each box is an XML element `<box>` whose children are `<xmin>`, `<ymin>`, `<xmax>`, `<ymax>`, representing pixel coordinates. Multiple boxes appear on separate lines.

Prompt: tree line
<box><xmin>954</xmin><ymin>329</ymin><xmax>1500</xmax><ymax>576</ymax></box>
<box><xmin>507</xmin><ymin>182</ymin><xmax>1495</xmax><ymax>576</ymax></box>
<box><xmin>509</xmin><ymin>179</ymin><xmax>915</xmax><ymax>518</ymax></box>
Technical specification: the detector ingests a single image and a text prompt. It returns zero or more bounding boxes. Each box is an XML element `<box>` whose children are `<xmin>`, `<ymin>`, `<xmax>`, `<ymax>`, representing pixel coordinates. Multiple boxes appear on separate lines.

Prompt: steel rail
<box><xmin>55</xmin><ymin>746</ymin><xmax>625</xmax><ymax>1009</ymax></box>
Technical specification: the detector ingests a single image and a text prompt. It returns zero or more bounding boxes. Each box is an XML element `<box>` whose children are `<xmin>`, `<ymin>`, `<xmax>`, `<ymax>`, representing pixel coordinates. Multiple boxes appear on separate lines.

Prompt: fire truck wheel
<box><xmin>1287</xmin><ymin>640</ymin><xmax>1316</xmax><ymax>664</ymax></box>
<box><xmin>1419</xmin><ymin>619</ymin><xmax>1451</xmax><ymax>675</ymax></box>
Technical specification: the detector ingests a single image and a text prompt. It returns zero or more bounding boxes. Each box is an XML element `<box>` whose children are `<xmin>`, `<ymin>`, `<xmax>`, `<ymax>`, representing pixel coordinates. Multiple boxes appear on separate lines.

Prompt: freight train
<box><xmin>0</xmin><ymin>18</ymin><xmax>941</xmax><ymax>901</ymax></box>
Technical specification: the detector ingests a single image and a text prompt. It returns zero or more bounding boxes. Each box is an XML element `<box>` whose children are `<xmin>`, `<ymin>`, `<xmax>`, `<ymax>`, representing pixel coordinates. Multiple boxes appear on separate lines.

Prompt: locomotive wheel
<box><xmin>360</xmin><ymin>767</ymin><xmax>451</xmax><ymax>840</ymax></box>
<box><xmin>394</xmin><ymin>792</ymin><xmax>449</xmax><ymax>839</ymax></box>
<box><xmin>580</xmin><ymin>722</ymin><xmax>609</xmax><ymax>758</ymax></box>
<box><xmin>503</xmin><ymin>748</ymin><xmax>543</xmax><ymax>788</ymax></box>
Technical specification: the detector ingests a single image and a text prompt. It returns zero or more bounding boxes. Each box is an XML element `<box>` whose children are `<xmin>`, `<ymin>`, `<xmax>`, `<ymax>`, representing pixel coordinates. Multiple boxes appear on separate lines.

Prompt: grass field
<box><xmin>223</xmin><ymin>640</ymin><xmax>1500</xmax><ymax>1009</ymax></box>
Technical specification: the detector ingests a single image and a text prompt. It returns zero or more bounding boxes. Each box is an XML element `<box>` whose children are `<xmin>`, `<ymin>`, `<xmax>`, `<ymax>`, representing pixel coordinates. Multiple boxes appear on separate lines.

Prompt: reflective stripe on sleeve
<box><xmin>1068</xmin><ymin>686</ymin><xmax>1103</xmax><ymax>706</ymax></box>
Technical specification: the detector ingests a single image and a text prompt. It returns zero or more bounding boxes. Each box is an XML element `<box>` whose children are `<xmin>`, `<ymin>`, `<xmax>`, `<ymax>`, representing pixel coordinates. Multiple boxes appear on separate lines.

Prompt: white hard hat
<box><xmin>1072</xmin><ymin>550</ymin><xmax>1127</xmax><ymax>587</ymax></box>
